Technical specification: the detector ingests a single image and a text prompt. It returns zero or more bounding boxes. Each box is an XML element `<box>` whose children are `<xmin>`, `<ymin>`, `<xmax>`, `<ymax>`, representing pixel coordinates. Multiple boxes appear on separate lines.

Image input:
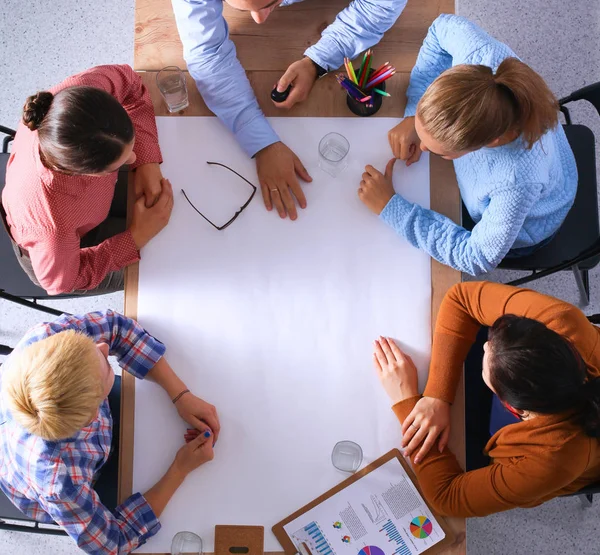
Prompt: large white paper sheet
<box><xmin>283</xmin><ymin>458</ymin><xmax>444</xmax><ymax>555</ymax></box>
<box><xmin>133</xmin><ymin>117</ymin><xmax>431</xmax><ymax>553</ymax></box>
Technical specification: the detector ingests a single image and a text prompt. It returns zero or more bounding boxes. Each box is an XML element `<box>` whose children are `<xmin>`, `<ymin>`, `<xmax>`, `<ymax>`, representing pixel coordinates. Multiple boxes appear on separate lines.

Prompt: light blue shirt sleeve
<box><xmin>404</xmin><ymin>13</ymin><xmax>516</xmax><ymax>116</ymax></box>
<box><xmin>304</xmin><ymin>0</ymin><xmax>407</xmax><ymax>71</ymax></box>
<box><xmin>171</xmin><ymin>0</ymin><xmax>280</xmax><ymax>158</ymax></box>
<box><xmin>380</xmin><ymin>182</ymin><xmax>542</xmax><ymax>275</ymax></box>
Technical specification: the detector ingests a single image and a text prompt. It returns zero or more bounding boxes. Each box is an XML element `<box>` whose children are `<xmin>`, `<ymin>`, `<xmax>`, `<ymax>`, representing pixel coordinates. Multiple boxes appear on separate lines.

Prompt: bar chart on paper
<box><xmin>292</xmin><ymin>522</ymin><xmax>336</xmax><ymax>555</ymax></box>
<box><xmin>381</xmin><ymin>520</ymin><xmax>411</xmax><ymax>555</ymax></box>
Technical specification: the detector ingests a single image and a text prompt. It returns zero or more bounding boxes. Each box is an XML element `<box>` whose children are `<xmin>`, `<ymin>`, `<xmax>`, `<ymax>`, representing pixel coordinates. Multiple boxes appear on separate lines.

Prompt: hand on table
<box><xmin>388</xmin><ymin>116</ymin><xmax>422</xmax><ymax>166</ymax></box>
<box><xmin>358</xmin><ymin>159</ymin><xmax>396</xmax><ymax>215</ymax></box>
<box><xmin>255</xmin><ymin>141</ymin><xmax>312</xmax><ymax>220</ymax></box>
<box><xmin>272</xmin><ymin>57</ymin><xmax>318</xmax><ymax>110</ymax></box>
<box><xmin>134</xmin><ymin>162</ymin><xmax>164</xmax><ymax>207</ymax></box>
<box><xmin>173</xmin><ymin>430</ymin><xmax>214</xmax><ymax>476</ymax></box>
<box><xmin>401</xmin><ymin>397</ymin><xmax>451</xmax><ymax>463</ymax></box>
<box><xmin>129</xmin><ymin>177</ymin><xmax>173</xmax><ymax>249</ymax></box>
<box><xmin>373</xmin><ymin>336</ymin><xmax>419</xmax><ymax>405</ymax></box>
<box><xmin>175</xmin><ymin>392</ymin><xmax>221</xmax><ymax>444</ymax></box>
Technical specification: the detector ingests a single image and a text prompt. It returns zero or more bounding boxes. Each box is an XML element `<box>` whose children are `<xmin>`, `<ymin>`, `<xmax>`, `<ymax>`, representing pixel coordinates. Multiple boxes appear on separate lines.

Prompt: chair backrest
<box><xmin>560</xmin><ymin>82</ymin><xmax>600</xmax><ymax>117</ymax></box>
<box><xmin>0</xmin><ymin>152</ymin><xmax>58</xmax><ymax>298</ymax></box>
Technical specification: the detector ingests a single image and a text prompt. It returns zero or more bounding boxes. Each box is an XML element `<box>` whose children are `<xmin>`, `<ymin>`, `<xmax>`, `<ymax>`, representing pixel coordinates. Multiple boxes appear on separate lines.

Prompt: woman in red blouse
<box><xmin>2</xmin><ymin>64</ymin><xmax>173</xmax><ymax>295</ymax></box>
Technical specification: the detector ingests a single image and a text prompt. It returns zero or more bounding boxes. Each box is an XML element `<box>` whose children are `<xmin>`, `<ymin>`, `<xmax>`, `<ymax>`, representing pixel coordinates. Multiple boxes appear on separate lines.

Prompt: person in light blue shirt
<box><xmin>357</xmin><ymin>14</ymin><xmax>578</xmax><ymax>276</ymax></box>
<box><xmin>172</xmin><ymin>0</ymin><xmax>407</xmax><ymax>221</ymax></box>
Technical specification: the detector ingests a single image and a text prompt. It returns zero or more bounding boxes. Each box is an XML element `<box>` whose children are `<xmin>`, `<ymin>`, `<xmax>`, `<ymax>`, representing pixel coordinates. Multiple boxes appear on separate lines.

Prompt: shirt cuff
<box><xmin>115</xmin><ymin>492</ymin><xmax>161</xmax><ymax>545</ymax></box>
<box><xmin>126</xmin><ymin>334</ymin><xmax>166</xmax><ymax>380</ymax></box>
<box><xmin>304</xmin><ymin>41</ymin><xmax>342</xmax><ymax>72</ymax></box>
<box><xmin>379</xmin><ymin>194</ymin><xmax>413</xmax><ymax>232</ymax></box>
<box><xmin>423</xmin><ymin>377</ymin><xmax>457</xmax><ymax>405</ymax></box>
<box><xmin>403</xmin><ymin>100</ymin><xmax>419</xmax><ymax>118</ymax></box>
<box><xmin>236</xmin><ymin>115</ymin><xmax>280</xmax><ymax>158</ymax></box>
<box><xmin>392</xmin><ymin>395</ymin><xmax>422</xmax><ymax>423</ymax></box>
<box><xmin>131</xmin><ymin>142</ymin><xmax>163</xmax><ymax>169</ymax></box>
<box><xmin>109</xmin><ymin>230</ymin><xmax>141</xmax><ymax>268</ymax></box>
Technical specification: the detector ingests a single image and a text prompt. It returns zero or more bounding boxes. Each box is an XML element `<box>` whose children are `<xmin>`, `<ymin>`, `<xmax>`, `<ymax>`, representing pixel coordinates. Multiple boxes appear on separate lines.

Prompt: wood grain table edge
<box><xmin>118</xmin><ymin>176</ymin><xmax>139</xmax><ymax>507</ymax></box>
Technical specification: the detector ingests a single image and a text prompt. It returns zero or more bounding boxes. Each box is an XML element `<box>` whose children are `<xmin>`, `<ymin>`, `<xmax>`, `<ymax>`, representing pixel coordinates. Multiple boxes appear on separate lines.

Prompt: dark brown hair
<box><xmin>487</xmin><ymin>315</ymin><xmax>600</xmax><ymax>437</ymax></box>
<box><xmin>22</xmin><ymin>86</ymin><xmax>134</xmax><ymax>175</ymax></box>
<box><xmin>417</xmin><ymin>57</ymin><xmax>559</xmax><ymax>151</ymax></box>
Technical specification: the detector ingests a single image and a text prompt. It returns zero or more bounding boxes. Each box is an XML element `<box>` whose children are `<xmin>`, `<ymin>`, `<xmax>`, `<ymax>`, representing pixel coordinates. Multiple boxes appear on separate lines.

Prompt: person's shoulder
<box><xmin>0</xmin><ymin>427</ymin><xmax>64</xmax><ymax>492</ymax></box>
<box><xmin>431</xmin><ymin>14</ymin><xmax>517</xmax><ymax>68</ymax></box>
<box><xmin>496</xmin><ymin>416</ymin><xmax>592</xmax><ymax>477</ymax></box>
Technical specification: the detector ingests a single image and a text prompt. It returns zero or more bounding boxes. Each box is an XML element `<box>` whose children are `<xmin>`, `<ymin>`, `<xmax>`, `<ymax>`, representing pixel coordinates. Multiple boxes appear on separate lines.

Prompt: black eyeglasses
<box><xmin>181</xmin><ymin>161</ymin><xmax>257</xmax><ymax>230</ymax></box>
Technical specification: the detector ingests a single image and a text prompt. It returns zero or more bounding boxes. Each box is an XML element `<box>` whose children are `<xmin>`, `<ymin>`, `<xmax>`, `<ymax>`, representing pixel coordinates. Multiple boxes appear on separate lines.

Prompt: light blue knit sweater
<box><xmin>380</xmin><ymin>14</ymin><xmax>578</xmax><ymax>275</ymax></box>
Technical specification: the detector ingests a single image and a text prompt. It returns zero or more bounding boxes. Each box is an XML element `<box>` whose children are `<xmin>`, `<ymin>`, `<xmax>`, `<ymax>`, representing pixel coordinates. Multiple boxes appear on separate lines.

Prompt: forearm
<box><xmin>31</xmin><ymin>234</ymin><xmax>139</xmax><ymax>295</ymax></box>
<box><xmin>379</xmin><ymin>195</ymin><xmax>499</xmax><ymax>275</ymax></box>
<box><xmin>146</xmin><ymin>357</ymin><xmax>188</xmax><ymax>401</ymax></box>
<box><xmin>305</xmin><ymin>0</ymin><xmax>406</xmax><ymax>71</ymax></box>
<box><xmin>173</xmin><ymin>0</ymin><xmax>278</xmax><ymax>157</ymax></box>
<box><xmin>143</xmin><ymin>463</ymin><xmax>186</xmax><ymax>518</ymax></box>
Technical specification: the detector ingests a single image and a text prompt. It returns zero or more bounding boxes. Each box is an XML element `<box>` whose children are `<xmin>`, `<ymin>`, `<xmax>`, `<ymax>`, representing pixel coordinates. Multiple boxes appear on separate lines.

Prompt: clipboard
<box><xmin>272</xmin><ymin>449</ymin><xmax>455</xmax><ymax>555</ymax></box>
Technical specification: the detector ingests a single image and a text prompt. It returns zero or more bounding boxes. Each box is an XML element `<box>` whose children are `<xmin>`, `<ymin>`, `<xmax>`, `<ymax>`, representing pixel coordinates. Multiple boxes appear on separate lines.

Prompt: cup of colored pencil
<box><xmin>337</xmin><ymin>50</ymin><xmax>394</xmax><ymax>117</ymax></box>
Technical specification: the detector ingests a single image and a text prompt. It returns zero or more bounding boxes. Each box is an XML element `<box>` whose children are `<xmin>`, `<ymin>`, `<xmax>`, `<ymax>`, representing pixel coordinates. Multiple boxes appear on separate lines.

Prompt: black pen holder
<box><xmin>346</xmin><ymin>70</ymin><xmax>386</xmax><ymax>117</ymax></box>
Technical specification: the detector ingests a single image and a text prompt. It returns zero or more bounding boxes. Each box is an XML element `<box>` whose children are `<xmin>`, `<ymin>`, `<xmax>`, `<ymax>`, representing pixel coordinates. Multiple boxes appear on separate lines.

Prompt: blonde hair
<box><xmin>2</xmin><ymin>330</ymin><xmax>104</xmax><ymax>441</ymax></box>
<box><xmin>417</xmin><ymin>57</ymin><xmax>559</xmax><ymax>151</ymax></box>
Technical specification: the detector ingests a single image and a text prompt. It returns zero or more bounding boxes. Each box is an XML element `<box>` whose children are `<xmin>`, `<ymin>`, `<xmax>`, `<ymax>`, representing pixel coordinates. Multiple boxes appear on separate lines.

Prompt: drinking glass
<box><xmin>332</xmin><ymin>440</ymin><xmax>363</xmax><ymax>473</ymax></box>
<box><xmin>157</xmin><ymin>66</ymin><xmax>189</xmax><ymax>113</ymax></box>
<box><xmin>171</xmin><ymin>531</ymin><xmax>203</xmax><ymax>555</ymax></box>
<box><xmin>318</xmin><ymin>132</ymin><xmax>350</xmax><ymax>178</ymax></box>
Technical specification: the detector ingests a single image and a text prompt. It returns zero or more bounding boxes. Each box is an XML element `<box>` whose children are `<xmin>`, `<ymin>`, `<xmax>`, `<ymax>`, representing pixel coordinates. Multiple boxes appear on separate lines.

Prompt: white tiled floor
<box><xmin>1</xmin><ymin>0</ymin><xmax>600</xmax><ymax>553</ymax></box>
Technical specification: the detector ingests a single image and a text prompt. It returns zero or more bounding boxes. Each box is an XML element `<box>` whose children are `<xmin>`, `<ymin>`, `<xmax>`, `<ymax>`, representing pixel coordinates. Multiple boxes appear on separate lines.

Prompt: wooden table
<box><xmin>122</xmin><ymin>1</ymin><xmax>464</xmax><ymax>553</ymax></box>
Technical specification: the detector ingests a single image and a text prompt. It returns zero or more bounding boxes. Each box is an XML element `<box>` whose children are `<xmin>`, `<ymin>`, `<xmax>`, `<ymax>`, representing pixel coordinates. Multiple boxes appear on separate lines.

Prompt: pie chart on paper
<box><xmin>409</xmin><ymin>516</ymin><xmax>433</xmax><ymax>539</ymax></box>
<box><xmin>358</xmin><ymin>546</ymin><xmax>386</xmax><ymax>555</ymax></box>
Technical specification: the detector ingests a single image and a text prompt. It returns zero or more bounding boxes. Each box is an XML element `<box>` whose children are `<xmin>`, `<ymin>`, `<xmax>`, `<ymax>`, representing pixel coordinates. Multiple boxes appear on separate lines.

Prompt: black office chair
<box><xmin>0</xmin><ymin>125</ymin><xmax>126</xmax><ymax>317</ymax></box>
<box><xmin>462</xmin><ymin>81</ymin><xmax>600</xmax><ymax>307</ymax></box>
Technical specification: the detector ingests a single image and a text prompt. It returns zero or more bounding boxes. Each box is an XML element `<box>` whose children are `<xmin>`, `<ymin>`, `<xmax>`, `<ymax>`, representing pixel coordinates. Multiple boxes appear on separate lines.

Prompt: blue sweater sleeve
<box><xmin>304</xmin><ymin>0</ymin><xmax>407</xmax><ymax>71</ymax></box>
<box><xmin>380</xmin><ymin>182</ymin><xmax>542</xmax><ymax>275</ymax></box>
<box><xmin>171</xmin><ymin>0</ymin><xmax>279</xmax><ymax>157</ymax></box>
<box><xmin>404</xmin><ymin>14</ymin><xmax>517</xmax><ymax>116</ymax></box>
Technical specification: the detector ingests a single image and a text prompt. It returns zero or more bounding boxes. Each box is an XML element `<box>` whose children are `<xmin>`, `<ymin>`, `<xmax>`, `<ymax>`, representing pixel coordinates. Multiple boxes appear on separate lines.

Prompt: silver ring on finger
<box><xmin>410</xmin><ymin>423</ymin><xmax>418</xmax><ymax>428</ymax></box>
<box><xmin>270</xmin><ymin>188</ymin><xmax>279</xmax><ymax>193</ymax></box>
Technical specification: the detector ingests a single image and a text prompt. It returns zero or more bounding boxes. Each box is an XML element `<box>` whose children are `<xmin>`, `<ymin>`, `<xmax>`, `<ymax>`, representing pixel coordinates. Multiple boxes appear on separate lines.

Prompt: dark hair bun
<box><xmin>23</xmin><ymin>91</ymin><xmax>54</xmax><ymax>131</ymax></box>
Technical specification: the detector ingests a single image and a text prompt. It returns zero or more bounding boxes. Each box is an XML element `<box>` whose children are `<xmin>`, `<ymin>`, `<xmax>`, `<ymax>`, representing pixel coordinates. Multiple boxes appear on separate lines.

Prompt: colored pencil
<box><xmin>343</xmin><ymin>58</ymin><xmax>351</xmax><ymax>80</ymax></box>
<box><xmin>359</xmin><ymin>96</ymin><xmax>373</xmax><ymax>103</ymax></box>
<box><xmin>346</xmin><ymin>58</ymin><xmax>358</xmax><ymax>84</ymax></box>
<box><xmin>369</xmin><ymin>62</ymin><xmax>391</xmax><ymax>80</ymax></box>
<box><xmin>366</xmin><ymin>69</ymin><xmax>395</xmax><ymax>89</ymax></box>
<box><xmin>341</xmin><ymin>77</ymin><xmax>367</xmax><ymax>96</ymax></box>
<box><xmin>373</xmin><ymin>88</ymin><xmax>391</xmax><ymax>97</ymax></box>
<box><xmin>338</xmin><ymin>78</ymin><xmax>363</xmax><ymax>100</ymax></box>
<box><xmin>366</xmin><ymin>66</ymin><xmax>394</xmax><ymax>85</ymax></box>
<box><xmin>359</xmin><ymin>49</ymin><xmax>372</xmax><ymax>88</ymax></box>
<box><xmin>357</xmin><ymin>50</ymin><xmax>368</xmax><ymax>84</ymax></box>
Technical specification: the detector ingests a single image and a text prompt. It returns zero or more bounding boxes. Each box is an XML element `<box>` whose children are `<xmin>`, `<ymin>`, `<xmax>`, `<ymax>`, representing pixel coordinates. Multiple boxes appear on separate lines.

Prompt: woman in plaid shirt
<box><xmin>0</xmin><ymin>310</ymin><xmax>220</xmax><ymax>554</ymax></box>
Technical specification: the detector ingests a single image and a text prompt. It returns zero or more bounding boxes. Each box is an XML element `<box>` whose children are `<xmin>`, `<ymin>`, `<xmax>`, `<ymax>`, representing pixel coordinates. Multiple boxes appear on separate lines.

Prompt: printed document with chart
<box><xmin>283</xmin><ymin>458</ymin><xmax>444</xmax><ymax>555</ymax></box>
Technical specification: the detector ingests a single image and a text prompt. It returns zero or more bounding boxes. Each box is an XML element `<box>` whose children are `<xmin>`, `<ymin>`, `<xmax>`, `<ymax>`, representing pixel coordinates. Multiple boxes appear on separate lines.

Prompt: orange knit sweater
<box><xmin>392</xmin><ymin>282</ymin><xmax>600</xmax><ymax>517</ymax></box>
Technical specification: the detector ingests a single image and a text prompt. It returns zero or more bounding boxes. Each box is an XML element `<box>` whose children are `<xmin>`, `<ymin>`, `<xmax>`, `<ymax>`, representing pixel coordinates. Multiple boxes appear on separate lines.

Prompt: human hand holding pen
<box><xmin>272</xmin><ymin>57</ymin><xmax>318</xmax><ymax>110</ymax></box>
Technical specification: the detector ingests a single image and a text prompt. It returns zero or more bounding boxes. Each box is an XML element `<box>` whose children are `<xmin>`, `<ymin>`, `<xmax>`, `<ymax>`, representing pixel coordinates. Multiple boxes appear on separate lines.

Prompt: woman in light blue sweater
<box><xmin>358</xmin><ymin>14</ymin><xmax>578</xmax><ymax>275</ymax></box>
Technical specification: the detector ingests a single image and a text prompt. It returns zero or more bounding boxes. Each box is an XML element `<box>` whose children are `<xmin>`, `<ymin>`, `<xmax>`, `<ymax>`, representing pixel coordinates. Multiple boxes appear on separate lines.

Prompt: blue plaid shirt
<box><xmin>0</xmin><ymin>310</ymin><xmax>166</xmax><ymax>554</ymax></box>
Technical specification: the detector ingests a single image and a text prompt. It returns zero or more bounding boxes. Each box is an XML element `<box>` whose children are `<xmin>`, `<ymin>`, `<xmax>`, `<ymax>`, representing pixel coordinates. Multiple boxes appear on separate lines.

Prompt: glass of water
<box><xmin>332</xmin><ymin>440</ymin><xmax>363</xmax><ymax>473</ymax></box>
<box><xmin>157</xmin><ymin>66</ymin><xmax>189</xmax><ymax>113</ymax></box>
<box><xmin>171</xmin><ymin>531</ymin><xmax>203</xmax><ymax>555</ymax></box>
<box><xmin>318</xmin><ymin>132</ymin><xmax>350</xmax><ymax>178</ymax></box>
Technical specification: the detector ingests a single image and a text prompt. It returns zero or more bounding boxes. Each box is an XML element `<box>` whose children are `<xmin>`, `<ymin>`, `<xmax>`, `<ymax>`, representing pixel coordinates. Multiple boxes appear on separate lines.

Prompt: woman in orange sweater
<box><xmin>373</xmin><ymin>281</ymin><xmax>600</xmax><ymax>517</ymax></box>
